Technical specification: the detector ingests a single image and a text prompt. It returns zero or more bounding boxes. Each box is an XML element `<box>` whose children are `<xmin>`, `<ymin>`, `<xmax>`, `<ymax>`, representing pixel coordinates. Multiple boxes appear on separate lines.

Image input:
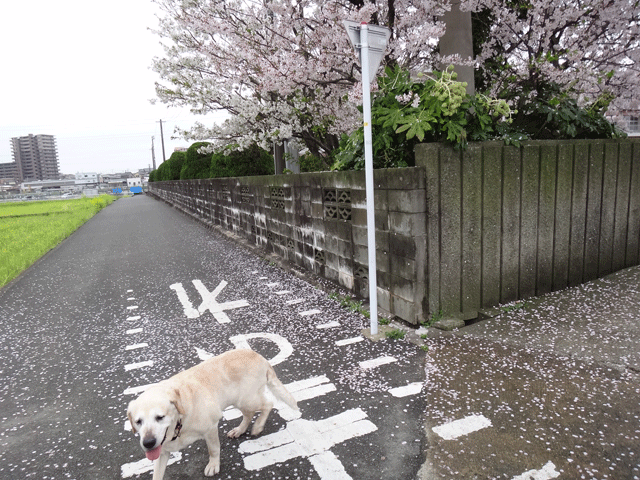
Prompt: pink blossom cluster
<box><xmin>151</xmin><ymin>0</ymin><xmax>639</xmax><ymax>155</ymax></box>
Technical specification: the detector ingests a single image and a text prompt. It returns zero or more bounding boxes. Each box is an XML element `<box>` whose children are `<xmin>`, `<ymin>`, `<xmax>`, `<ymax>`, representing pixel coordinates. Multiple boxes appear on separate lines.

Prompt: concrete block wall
<box><xmin>149</xmin><ymin>138</ymin><xmax>640</xmax><ymax>324</ymax></box>
<box><xmin>149</xmin><ymin>167</ymin><xmax>428</xmax><ymax>324</ymax></box>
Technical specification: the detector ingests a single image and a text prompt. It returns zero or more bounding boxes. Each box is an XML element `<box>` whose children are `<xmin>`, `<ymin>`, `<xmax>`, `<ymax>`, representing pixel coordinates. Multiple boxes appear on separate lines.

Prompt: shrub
<box><xmin>331</xmin><ymin>65</ymin><xmax>624</xmax><ymax>171</ymax></box>
<box><xmin>210</xmin><ymin>144</ymin><xmax>274</xmax><ymax>178</ymax></box>
<box><xmin>180</xmin><ymin>142</ymin><xmax>212</xmax><ymax>180</ymax></box>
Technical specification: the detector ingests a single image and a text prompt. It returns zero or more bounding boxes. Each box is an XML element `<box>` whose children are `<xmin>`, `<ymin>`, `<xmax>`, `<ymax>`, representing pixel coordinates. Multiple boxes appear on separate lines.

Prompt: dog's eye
<box><xmin>135</xmin><ymin>419</ymin><xmax>142</xmax><ymax>426</ymax></box>
<box><xmin>155</xmin><ymin>415</ymin><xmax>165</xmax><ymax>422</ymax></box>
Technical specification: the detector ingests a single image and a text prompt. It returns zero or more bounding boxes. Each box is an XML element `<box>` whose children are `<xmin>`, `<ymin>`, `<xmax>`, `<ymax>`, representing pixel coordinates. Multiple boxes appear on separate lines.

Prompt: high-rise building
<box><xmin>10</xmin><ymin>134</ymin><xmax>60</xmax><ymax>182</ymax></box>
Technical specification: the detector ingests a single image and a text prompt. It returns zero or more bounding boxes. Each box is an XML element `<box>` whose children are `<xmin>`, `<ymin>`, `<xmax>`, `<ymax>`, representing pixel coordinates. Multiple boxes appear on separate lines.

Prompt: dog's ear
<box><xmin>127</xmin><ymin>407</ymin><xmax>138</xmax><ymax>434</ymax></box>
<box><xmin>170</xmin><ymin>388</ymin><xmax>185</xmax><ymax>416</ymax></box>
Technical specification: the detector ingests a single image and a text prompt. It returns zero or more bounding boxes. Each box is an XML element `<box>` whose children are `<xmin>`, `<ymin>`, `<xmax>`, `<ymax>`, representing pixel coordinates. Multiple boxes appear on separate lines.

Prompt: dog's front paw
<box><xmin>204</xmin><ymin>459</ymin><xmax>220</xmax><ymax>476</ymax></box>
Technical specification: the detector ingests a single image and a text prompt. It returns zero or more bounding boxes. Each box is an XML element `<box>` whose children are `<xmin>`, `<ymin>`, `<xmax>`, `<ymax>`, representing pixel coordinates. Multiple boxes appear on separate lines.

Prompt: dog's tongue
<box><xmin>145</xmin><ymin>446</ymin><xmax>162</xmax><ymax>461</ymax></box>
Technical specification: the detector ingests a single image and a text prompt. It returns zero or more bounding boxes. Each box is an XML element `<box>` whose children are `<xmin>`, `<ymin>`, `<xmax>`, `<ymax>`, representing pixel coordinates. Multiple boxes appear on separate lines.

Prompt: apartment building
<box><xmin>10</xmin><ymin>134</ymin><xmax>60</xmax><ymax>182</ymax></box>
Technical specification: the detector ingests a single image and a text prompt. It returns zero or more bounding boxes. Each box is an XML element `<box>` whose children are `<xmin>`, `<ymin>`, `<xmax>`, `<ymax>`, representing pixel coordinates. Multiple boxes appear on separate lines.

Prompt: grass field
<box><xmin>0</xmin><ymin>195</ymin><xmax>116</xmax><ymax>289</ymax></box>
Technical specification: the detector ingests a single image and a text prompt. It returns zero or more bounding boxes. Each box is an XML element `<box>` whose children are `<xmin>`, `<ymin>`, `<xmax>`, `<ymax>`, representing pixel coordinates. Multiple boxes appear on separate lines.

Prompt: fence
<box><xmin>148</xmin><ymin>138</ymin><xmax>640</xmax><ymax>325</ymax></box>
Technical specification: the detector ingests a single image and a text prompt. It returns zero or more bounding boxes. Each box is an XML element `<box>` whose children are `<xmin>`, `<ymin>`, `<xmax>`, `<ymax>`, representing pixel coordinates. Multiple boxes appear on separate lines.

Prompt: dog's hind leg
<box><xmin>204</xmin><ymin>424</ymin><xmax>221</xmax><ymax>476</ymax></box>
<box><xmin>249</xmin><ymin>392</ymin><xmax>273</xmax><ymax>436</ymax></box>
<box><xmin>227</xmin><ymin>409</ymin><xmax>255</xmax><ymax>438</ymax></box>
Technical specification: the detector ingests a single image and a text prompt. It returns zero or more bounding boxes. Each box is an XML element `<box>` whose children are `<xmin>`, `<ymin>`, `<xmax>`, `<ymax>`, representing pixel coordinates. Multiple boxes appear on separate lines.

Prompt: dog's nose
<box><xmin>142</xmin><ymin>437</ymin><xmax>157</xmax><ymax>449</ymax></box>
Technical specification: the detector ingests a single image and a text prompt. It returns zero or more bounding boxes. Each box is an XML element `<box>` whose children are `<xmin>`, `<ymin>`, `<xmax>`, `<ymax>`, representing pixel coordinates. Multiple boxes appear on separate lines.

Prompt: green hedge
<box><xmin>210</xmin><ymin>144</ymin><xmax>274</xmax><ymax>178</ymax></box>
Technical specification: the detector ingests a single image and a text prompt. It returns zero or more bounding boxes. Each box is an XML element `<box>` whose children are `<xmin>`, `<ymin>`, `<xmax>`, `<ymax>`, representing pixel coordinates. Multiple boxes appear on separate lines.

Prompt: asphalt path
<box><xmin>0</xmin><ymin>195</ymin><xmax>427</xmax><ymax>480</ymax></box>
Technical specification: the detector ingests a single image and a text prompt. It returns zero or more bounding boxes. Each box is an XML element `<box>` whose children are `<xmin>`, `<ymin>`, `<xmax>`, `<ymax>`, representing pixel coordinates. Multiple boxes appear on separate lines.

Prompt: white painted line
<box><xmin>276</xmin><ymin>290</ymin><xmax>291</xmax><ymax>295</ymax></box>
<box><xmin>125</xmin><ymin>343</ymin><xmax>148</xmax><ymax>351</ymax></box>
<box><xmin>121</xmin><ymin>452</ymin><xmax>182</xmax><ymax>478</ymax></box>
<box><xmin>127</xmin><ymin>297</ymin><xmax>136</xmax><ymax>301</ymax></box>
<box><xmin>266</xmin><ymin>282</ymin><xmax>279</xmax><ymax>287</ymax></box>
<box><xmin>308</xmin><ymin>451</ymin><xmax>352</xmax><ymax>480</ymax></box>
<box><xmin>125</xmin><ymin>360</ymin><xmax>154</xmax><ymax>372</ymax></box>
<box><xmin>359</xmin><ymin>356</ymin><xmax>397</xmax><ymax>370</ymax></box>
<box><xmin>259</xmin><ymin>276</ymin><xmax>268</xmax><ymax>280</ymax></box>
<box><xmin>125</xmin><ymin>328</ymin><xmax>143</xmax><ymax>335</ymax></box>
<box><xmin>224</xmin><ymin>376</ymin><xmax>336</xmax><ymax>422</ymax></box>
<box><xmin>389</xmin><ymin>382</ymin><xmax>423</xmax><ymax>398</ymax></box>
<box><xmin>123</xmin><ymin>383</ymin><xmax>156</xmax><ymax>396</ymax></box>
<box><xmin>240</xmin><ymin>408</ymin><xmax>377</xmax><ymax>478</ymax></box>
<box><xmin>126</xmin><ymin>305</ymin><xmax>138</xmax><ymax>310</ymax></box>
<box><xmin>229</xmin><ymin>332</ymin><xmax>294</xmax><ymax>366</ymax></box>
<box><xmin>300</xmin><ymin>309</ymin><xmax>321</xmax><ymax>317</ymax></box>
<box><xmin>316</xmin><ymin>321</ymin><xmax>340</xmax><ymax>329</ymax></box>
<box><xmin>286</xmin><ymin>299</ymin><xmax>305</xmax><ymax>305</ymax></box>
<box><xmin>335</xmin><ymin>336</ymin><xmax>364</xmax><ymax>347</ymax></box>
<box><xmin>126</xmin><ymin>315</ymin><xmax>141</xmax><ymax>321</ymax></box>
<box><xmin>127</xmin><ymin>289</ymin><xmax>133</xmax><ymax>293</ymax></box>
<box><xmin>432</xmin><ymin>414</ymin><xmax>492</xmax><ymax>440</ymax></box>
<box><xmin>512</xmin><ymin>461</ymin><xmax>560</xmax><ymax>480</ymax></box>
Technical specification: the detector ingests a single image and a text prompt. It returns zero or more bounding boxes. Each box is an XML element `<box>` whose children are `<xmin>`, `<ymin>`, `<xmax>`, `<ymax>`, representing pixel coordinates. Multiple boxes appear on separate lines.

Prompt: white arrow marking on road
<box><xmin>239</xmin><ymin>408</ymin><xmax>377</xmax><ymax>479</ymax></box>
<box><xmin>432</xmin><ymin>414</ymin><xmax>492</xmax><ymax>440</ymax></box>
<box><xmin>121</xmin><ymin>452</ymin><xmax>182</xmax><ymax>478</ymax></box>
<box><xmin>170</xmin><ymin>280</ymin><xmax>249</xmax><ymax>322</ymax></box>
<box><xmin>512</xmin><ymin>461</ymin><xmax>560</xmax><ymax>480</ymax></box>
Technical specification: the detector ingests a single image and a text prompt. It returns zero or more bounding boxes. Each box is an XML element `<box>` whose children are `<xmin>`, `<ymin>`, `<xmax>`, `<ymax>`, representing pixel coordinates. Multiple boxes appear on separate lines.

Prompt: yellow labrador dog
<box><xmin>127</xmin><ymin>349</ymin><xmax>298</xmax><ymax>479</ymax></box>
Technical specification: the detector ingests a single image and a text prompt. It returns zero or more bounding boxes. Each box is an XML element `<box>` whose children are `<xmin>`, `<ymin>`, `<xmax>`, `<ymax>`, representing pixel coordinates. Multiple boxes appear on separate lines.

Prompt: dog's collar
<box><xmin>171</xmin><ymin>419</ymin><xmax>183</xmax><ymax>442</ymax></box>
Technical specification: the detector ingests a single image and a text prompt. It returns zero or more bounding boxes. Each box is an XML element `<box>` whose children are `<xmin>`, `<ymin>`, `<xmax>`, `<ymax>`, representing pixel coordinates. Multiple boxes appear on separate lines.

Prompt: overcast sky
<box><xmin>0</xmin><ymin>0</ymin><xmax>224</xmax><ymax>175</ymax></box>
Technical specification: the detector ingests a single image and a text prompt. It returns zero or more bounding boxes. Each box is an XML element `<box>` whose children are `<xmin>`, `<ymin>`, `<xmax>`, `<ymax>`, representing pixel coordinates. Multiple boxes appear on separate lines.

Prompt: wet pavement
<box><xmin>418</xmin><ymin>268</ymin><xmax>640</xmax><ymax>479</ymax></box>
<box><xmin>0</xmin><ymin>195</ymin><xmax>426</xmax><ymax>480</ymax></box>
<box><xmin>2</xmin><ymin>193</ymin><xmax>640</xmax><ymax>479</ymax></box>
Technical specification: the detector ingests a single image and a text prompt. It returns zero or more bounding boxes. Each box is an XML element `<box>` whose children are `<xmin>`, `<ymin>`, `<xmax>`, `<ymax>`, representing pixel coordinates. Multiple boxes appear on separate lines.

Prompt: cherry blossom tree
<box><xmin>465</xmin><ymin>0</ymin><xmax>640</xmax><ymax>125</ymax></box>
<box><xmin>151</xmin><ymin>0</ymin><xmax>639</xmax><ymax>157</ymax></box>
<box><xmin>151</xmin><ymin>0</ymin><xmax>446</xmax><ymax>157</ymax></box>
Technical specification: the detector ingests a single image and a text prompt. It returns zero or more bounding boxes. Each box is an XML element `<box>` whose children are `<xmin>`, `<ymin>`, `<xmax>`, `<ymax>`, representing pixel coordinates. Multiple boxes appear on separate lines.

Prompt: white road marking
<box><xmin>286</xmin><ymin>299</ymin><xmax>305</xmax><ymax>305</ymax></box>
<box><xmin>125</xmin><ymin>360</ymin><xmax>154</xmax><ymax>372</ymax></box>
<box><xmin>126</xmin><ymin>315</ymin><xmax>141</xmax><ymax>321</ymax></box>
<box><xmin>335</xmin><ymin>336</ymin><xmax>364</xmax><ymax>346</ymax></box>
<box><xmin>266</xmin><ymin>282</ymin><xmax>279</xmax><ymax>287</ymax></box>
<box><xmin>228</xmin><ymin>332</ymin><xmax>294</xmax><ymax>366</ymax></box>
<box><xmin>316</xmin><ymin>321</ymin><xmax>340</xmax><ymax>329</ymax></box>
<box><xmin>120</xmin><ymin>452</ymin><xmax>182</xmax><ymax>478</ymax></box>
<box><xmin>123</xmin><ymin>383</ymin><xmax>156</xmax><ymax>396</ymax></box>
<box><xmin>300</xmin><ymin>309</ymin><xmax>321</xmax><ymax>316</ymax></box>
<box><xmin>170</xmin><ymin>279</ymin><xmax>249</xmax><ymax>322</ymax></box>
<box><xmin>125</xmin><ymin>343</ymin><xmax>148</xmax><ymax>351</ymax></box>
<box><xmin>389</xmin><ymin>382</ymin><xmax>423</xmax><ymax>397</ymax></box>
<box><xmin>359</xmin><ymin>356</ymin><xmax>397</xmax><ymax>370</ymax></box>
<box><xmin>127</xmin><ymin>289</ymin><xmax>133</xmax><ymax>293</ymax></box>
<box><xmin>125</xmin><ymin>328</ymin><xmax>143</xmax><ymax>335</ymax></box>
<box><xmin>276</xmin><ymin>290</ymin><xmax>291</xmax><ymax>295</ymax></box>
<box><xmin>126</xmin><ymin>305</ymin><xmax>138</xmax><ymax>310</ymax></box>
<box><xmin>239</xmin><ymin>408</ymin><xmax>377</xmax><ymax>479</ymax></box>
<box><xmin>224</xmin><ymin>375</ymin><xmax>336</xmax><ymax>422</ymax></box>
<box><xmin>127</xmin><ymin>297</ymin><xmax>135</xmax><ymax>301</ymax></box>
<box><xmin>512</xmin><ymin>461</ymin><xmax>560</xmax><ymax>480</ymax></box>
<box><xmin>432</xmin><ymin>414</ymin><xmax>492</xmax><ymax>440</ymax></box>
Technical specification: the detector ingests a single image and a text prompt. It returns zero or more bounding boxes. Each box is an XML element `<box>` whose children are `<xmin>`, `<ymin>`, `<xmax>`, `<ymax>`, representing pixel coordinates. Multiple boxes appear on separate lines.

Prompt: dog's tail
<box><xmin>266</xmin><ymin>366</ymin><xmax>299</xmax><ymax>411</ymax></box>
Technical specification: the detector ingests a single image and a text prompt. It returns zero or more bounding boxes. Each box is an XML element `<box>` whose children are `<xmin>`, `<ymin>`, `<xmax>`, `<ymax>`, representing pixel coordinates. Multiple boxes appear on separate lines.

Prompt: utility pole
<box><xmin>151</xmin><ymin>136</ymin><xmax>157</xmax><ymax>170</ymax></box>
<box><xmin>158</xmin><ymin>120</ymin><xmax>167</xmax><ymax>163</ymax></box>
